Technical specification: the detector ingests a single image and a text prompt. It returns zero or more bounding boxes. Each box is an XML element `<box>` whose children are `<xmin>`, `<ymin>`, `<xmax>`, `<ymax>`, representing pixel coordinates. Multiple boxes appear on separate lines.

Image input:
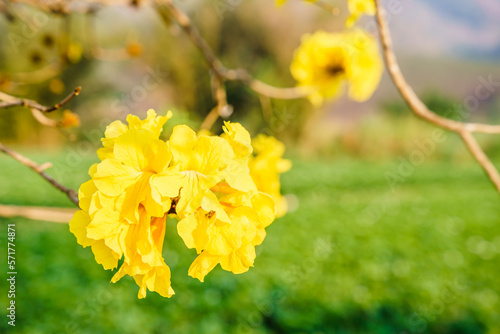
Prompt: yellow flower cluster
<box><xmin>69</xmin><ymin>110</ymin><xmax>289</xmax><ymax>298</ymax></box>
<box><xmin>290</xmin><ymin>29</ymin><xmax>383</xmax><ymax>106</ymax></box>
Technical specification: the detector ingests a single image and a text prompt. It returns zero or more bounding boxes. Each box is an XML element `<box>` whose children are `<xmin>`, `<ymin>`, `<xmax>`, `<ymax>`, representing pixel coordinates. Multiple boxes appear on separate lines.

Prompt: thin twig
<box><xmin>201</xmin><ymin>72</ymin><xmax>233</xmax><ymax>131</ymax></box>
<box><xmin>374</xmin><ymin>0</ymin><xmax>500</xmax><ymax>192</ymax></box>
<box><xmin>0</xmin><ymin>86</ymin><xmax>81</xmax><ymax>112</ymax></box>
<box><xmin>249</xmin><ymin>80</ymin><xmax>315</xmax><ymax>99</ymax></box>
<box><xmin>0</xmin><ymin>204</ymin><xmax>77</xmax><ymax>223</ymax></box>
<box><xmin>0</xmin><ymin>142</ymin><xmax>79</xmax><ymax>206</ymax></box>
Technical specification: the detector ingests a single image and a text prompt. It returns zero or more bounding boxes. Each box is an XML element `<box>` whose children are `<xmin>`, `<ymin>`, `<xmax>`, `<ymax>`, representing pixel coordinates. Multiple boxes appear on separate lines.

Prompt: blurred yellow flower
<box><xmin>126</xmin><ymin>41</ymin><xmax>143</xmax><ymax>57</ymax></box>
<box><xmin>290</xmin><ymin>29</ymin><xmax>383</xmax><ymax>106</ymax></box>
<box><xmin>59</xmin><ymin>110</ymin><xmax>80</xmax><ymax>128</ymax></box>
<box><xmin>347</xmin><ymin>0</ymin><xmax>376</xmax><ymax>27</ymax></box>
<box><xmin>69</xmin><ymin>110</ymin><xmax>290</xmax><ymax>298</ymax></box>
<box><xmin>249</xmin><ymin>134</ymin><xmax>292</xmax><ymax>217</ymax></box>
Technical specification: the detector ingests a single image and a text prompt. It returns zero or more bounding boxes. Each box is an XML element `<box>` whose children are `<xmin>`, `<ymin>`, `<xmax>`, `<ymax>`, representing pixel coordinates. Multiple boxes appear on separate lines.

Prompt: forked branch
<box><xmin>154</xmin><ymin>0</ymin><xmax>314</xmax><ymax>130</ymax></box>
<box><xmin>374</xmin><ymin>0</ymin><xmax>500</xmax><ymax>192</ymax></box>
<box><xmin>0</xmin><ymin>142</ymin><xmax>79</xmax><ymax>205</ymax></box>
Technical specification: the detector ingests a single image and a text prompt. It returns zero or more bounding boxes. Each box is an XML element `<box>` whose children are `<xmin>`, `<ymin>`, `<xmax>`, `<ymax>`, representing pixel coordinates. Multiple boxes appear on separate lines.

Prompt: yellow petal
<box><xmin>112</xmin><ymin>129</ymin><xmax>158</xmax><ymax>172</ymax></box>
<box><xmin>93</xmin><ymin>158</ymin><xmax>142</xmax><ymax>197</ymax></box>
<box><xmin>192</xmin><ymin>136</ymin><xmax>234</xmax><ymax>175</ymax></box>
<box><xmin>188</xmin><ymin>252</ymin><xmax>220</xmax><ymax>282</ymax></box>
<box><xmin>177</xmin><ymin>214</ymin><xmax>198</xmax><ymax>249</ymax></box>
<box><xmin>78</xmin><ymin>180</ymin><xmax>97</xmax><ymax>211</ymax></box>
<box><xmin>91</xmin><ymin>239</ymin><xmax>119</xmax><ymax>270</ymax></box>
<box><xmin>104</xmin><ymin>120</ymin><xmax>128</xmax><ymax>140</ymax></box>
<box><xmin>126</xmin><ymin>109</ymin><xmax>172</xmax><ymax>137</ymax></box>
<box><xmin>251</xmin><ymin>192</ymin><xmax>276</xmax><ymax>228</ymax></box>
<box><xmin>205</xmin><ymin>224</ymin><xmax>233</xmax><ymax>256</ymax></box>
<box><xmin>143</xmin><ymin>265</ymin><xmax>174</xmax><ymax>298</ymax></box>
<box><xmin>86</xmin><ymin>208</ymin><xmax>122</xmax><ymax>240</ymax></box>
<box><xmin>222</xmin><ymin>121</ymin><xmax>253</xmax><ymax>159</ymax></box>
<box><xmin>225</xmin><ymin>159</ymin><xmax>256</xmax><ymax>192</ymax></box>
<box><xmin>220</xmin><ymin>244</ymin><xmax>256</xmax><ymax>274</ymax></box>
<box><xmin>200</xmin><ymin>191</ymin><xmax>231</xmax><ymax>224</ymax></box>
<box><xmin>69</xmin><ymin>210</ymin><xmax>94</xmax><ymax>247</ymax></box>
<box><xmin>169</xmin><ymin>124</ymin><xmax>197</xmax><ymax>168</ymax></box>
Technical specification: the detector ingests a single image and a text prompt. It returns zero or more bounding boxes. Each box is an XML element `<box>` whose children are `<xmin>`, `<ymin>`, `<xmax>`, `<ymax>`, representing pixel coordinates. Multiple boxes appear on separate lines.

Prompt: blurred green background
<box><xmin>1</xmin><ymin>153</ymin><xmax>500</xmax><ymax>333</ymax></box>
<box><xmin>1</xmin><ymin>0</ymin><xmax>500</xmax><ymax>333</ymax></box>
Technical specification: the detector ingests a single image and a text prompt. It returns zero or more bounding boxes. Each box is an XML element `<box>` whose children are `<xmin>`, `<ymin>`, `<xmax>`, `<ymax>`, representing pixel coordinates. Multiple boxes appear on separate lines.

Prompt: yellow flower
<box><xmin>177</xmin><ymin>187</ymin><xmax>275</xmax><ymax>282</ymax></box>
<box><xmin>249</xmin><ymin>134</ymin><xmax>292</xmax><ymax>217</ymax></box>
<box><xmin>290</xmin><ymin>29</ymin><xmax>383</xmax><ymax>106</ymax></box>
<box><xmin>346</xmin><ymin>0</ymin><xmax>376</xmax><ymax>27</ymax></box>
<box><xmin>69</xmin><ymin>111</ymin><xmax>289</xmax><ymax>298</ymax></box>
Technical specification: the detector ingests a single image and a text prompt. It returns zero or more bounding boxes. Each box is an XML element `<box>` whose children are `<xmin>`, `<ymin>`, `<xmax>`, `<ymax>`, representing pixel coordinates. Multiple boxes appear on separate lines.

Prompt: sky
<box><xmin>387</xmin><ymin>0</ymin><xmax>500</xmax><ymax>60</ymax></box>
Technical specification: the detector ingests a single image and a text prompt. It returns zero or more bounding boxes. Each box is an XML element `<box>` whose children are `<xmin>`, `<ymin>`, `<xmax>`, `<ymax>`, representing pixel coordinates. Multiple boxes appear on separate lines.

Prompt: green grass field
<box><xmin>1</xmin><ymin>151</ymin><xmax>499</xmax><ymax>333</ymax></box>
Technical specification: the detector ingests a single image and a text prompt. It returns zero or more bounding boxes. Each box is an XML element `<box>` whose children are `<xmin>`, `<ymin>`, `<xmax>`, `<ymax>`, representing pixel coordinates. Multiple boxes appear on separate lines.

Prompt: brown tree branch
<box><xmin>154</xmin><ymin>0</ymin><xmax>313</xmax><ymax>101</ymax></box>
<box><xmin>0</xmin><ymin>142</ymin><xmax>79</xmax><ymax>206</ymax></box>
<box><xmin>374</xmin><ymin>0</ymin><xmax>500</xmax><ymax>192</ymax></box>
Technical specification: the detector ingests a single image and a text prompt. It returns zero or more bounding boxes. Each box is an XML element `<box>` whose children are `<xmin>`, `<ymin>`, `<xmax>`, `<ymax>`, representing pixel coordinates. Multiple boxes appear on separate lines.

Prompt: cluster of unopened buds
<box><xmin>70</xmin><ymin>110</ymin><xmax>290</xmax><ymax>298</ymax></box>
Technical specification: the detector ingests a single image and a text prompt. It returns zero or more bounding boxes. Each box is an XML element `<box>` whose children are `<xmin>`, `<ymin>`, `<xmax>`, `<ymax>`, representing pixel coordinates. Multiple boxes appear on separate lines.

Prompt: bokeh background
<box><xmin>1</xmin><ymin>0</ymin><xmax>500</xmax><ymax>333</ymax></box>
